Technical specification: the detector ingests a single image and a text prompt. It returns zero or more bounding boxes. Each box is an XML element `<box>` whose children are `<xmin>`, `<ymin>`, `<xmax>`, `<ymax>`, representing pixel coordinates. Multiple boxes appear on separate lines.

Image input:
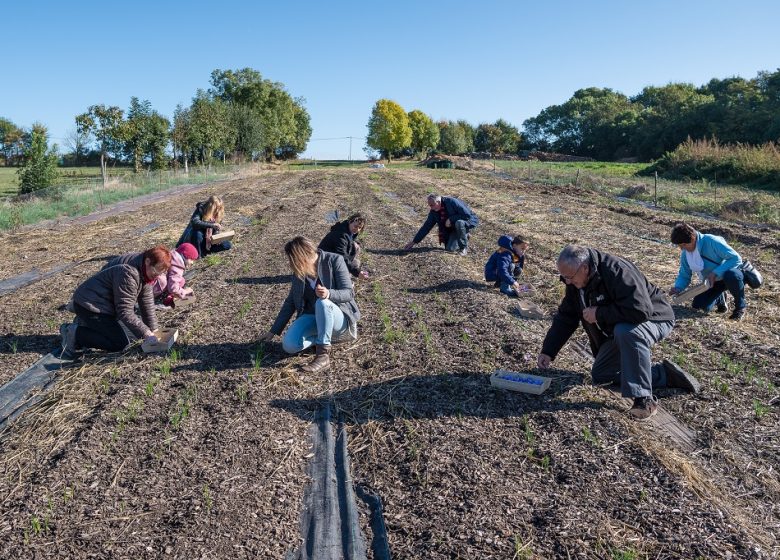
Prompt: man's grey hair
<box><xmin>557</xmin><ymin>244</ymin><xmax>590</xmax><ymax>269</ymax></box>
<box><xmin>427</xmin><ymin>193</ymin><xmax>442</xmax><ymax>204</ymax></box>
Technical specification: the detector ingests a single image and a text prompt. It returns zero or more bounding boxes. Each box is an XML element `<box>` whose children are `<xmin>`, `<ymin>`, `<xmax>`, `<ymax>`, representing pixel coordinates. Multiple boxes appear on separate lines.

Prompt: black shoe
<box><xmin>59</xmin><ymin>322</ymin><xmax>81</xmax><ymax>361</ymax></box>
<box><xmin>662</xmin><ymin>359</ymin><xmax>700</xmax><ymax>394</ymax></box>
<box><xmin>629</xmin><ymin>395</ymin><xmax>658</xmax><ymax>420</ymax></box>
<box><xmin>729</xmin><ymin>307</ymin><xmax>746</xmax><ymax>321</ymax></box>
<box><xmin>716</xmin><ymin>297</ymin><xmax>728</xmax><ymax>314</ymax></box>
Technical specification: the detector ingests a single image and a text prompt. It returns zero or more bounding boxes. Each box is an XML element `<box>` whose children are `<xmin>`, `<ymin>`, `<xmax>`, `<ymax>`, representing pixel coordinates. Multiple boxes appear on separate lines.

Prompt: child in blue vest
<box><xmin>485</xmin><ymin>235</ymin><xmax>529</xmax><ymax>297</ymax></box>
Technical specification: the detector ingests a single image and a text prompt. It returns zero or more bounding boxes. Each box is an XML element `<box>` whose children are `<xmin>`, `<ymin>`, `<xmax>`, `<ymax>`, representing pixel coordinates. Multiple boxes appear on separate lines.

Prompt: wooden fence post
<box><xmin>654</xmin><ymin>171</ymin><xmax>658</xmax><ymax>207</ymax></box>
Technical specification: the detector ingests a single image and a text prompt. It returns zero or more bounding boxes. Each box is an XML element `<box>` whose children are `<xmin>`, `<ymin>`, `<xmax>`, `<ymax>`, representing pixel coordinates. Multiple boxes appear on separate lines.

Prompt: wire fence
<box><xmin>0</xmin><ymin>164</ymin><xmax>249</xmax><ymax>230</ymax></box>
<box><xmin>492</xmin><ymin>161</ymin><xmax>780</xmax><ymax>227</ymax></box>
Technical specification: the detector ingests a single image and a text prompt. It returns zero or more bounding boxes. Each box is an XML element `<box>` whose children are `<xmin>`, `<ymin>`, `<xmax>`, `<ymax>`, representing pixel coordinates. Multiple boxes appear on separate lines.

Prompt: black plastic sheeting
<box><xmin>293</xmin><ymin>402</ymin><xmax>367</xmax><ymax>559</ymax></box>
<box><xmin>0</xmin><ymin>350</ymin><xmax>70</xmax><ymax>435</ymax></box>
<box><xmin>0</xmin><ymin>263</ymin><xmax>79</xmax><ymax>297</ymax></box>
<box><xmin>0</xmin><ymin>221</ymin><xmax>162</xmax><ymax>299</ymax></box>
<box><xmin>292</xmin><ymin>403</ymin><xmax>392</xmax><ymax>559</ymax></box>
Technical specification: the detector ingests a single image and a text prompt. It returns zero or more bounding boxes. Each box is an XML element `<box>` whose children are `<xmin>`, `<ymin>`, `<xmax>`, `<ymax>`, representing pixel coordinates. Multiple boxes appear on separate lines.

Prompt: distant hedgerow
<box><xmin>646</xmin><ymin>137</ymin><xmax>780</xmax><ymax>190</ymax></box>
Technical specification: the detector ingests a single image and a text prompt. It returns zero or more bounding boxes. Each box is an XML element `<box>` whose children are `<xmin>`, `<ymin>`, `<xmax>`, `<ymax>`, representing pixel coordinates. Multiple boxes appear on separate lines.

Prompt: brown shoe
<box><xmin>301</xmin><ymin>345</ymin><xmax>331</xmax><ymax>373</ymax></box>
<box><xmin>629</xmin><ymin>395</ymin><xmax>658</xmax><ymax>420</ymax></box>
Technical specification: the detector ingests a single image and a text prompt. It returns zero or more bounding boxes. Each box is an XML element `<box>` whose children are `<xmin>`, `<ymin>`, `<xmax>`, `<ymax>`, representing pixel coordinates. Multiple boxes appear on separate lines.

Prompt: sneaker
<box><xmin>662</xmin><ymin>359</ymin><xmax>700</xmax><ymax>394</ymax></box>
<box><xmin>715</xmin><ymin>295</ymin><xmax>728</xmax><ymax>314</ymax></box>
<box><xmin>457</xmin><ymin>247</ymin><xmax>468</xmax><ymax>256</ymax></box>
<box><xmin>729</xmin><ymin>307</ymin><xmax>746</xmax><ymax>321</ymax></box>
<box><xmin>629</xmin><ymin>395</ymin><xmax>658</xmax><ymax>420</ymax></box>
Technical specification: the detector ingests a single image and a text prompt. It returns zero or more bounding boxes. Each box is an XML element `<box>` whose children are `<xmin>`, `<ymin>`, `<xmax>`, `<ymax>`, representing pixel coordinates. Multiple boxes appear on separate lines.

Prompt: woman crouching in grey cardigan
<box><xmin>260</xmin><ymin>236</ymin><xmax>360</xmax><ymax>373</ymax></box>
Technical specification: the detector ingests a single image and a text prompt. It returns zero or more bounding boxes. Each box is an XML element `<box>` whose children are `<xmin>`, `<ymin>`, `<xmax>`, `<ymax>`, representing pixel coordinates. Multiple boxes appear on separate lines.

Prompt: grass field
<box><xmin>0</xmin><ymin>166</ymin><xmax>129</xmax><ymax>197</ymax></box>
<box><xmin>0</xmin><ymin>165</ymin><xmax>246</xmax><ymax>228</ymax></box>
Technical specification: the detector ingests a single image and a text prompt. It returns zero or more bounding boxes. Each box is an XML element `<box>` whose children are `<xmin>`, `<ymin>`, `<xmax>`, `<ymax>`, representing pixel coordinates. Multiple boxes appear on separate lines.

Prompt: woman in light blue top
<box><xmin>668</xmin><ymin>222</ymin><xmax>746</xmax><ymax>321</ymax></box>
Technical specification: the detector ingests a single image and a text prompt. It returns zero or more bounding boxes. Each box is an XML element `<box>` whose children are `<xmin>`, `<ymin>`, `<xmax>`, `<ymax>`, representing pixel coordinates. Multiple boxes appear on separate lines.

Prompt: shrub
<box><xmin>18</xmin><ymin>128</ymin><xmax>60</xmax><ymax>194</ymax></box>
<box><xmin>646</xmin><ymin>137</ymin><xmax>780</xmax><ymax>190</ymax></box>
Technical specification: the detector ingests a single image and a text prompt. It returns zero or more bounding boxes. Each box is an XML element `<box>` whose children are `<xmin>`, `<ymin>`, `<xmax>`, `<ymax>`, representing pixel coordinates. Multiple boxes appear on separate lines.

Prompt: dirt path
<box><xmin>0</xmin><ymin>168</ymin><xmax>777</xmax><ymax>558</ymax></box>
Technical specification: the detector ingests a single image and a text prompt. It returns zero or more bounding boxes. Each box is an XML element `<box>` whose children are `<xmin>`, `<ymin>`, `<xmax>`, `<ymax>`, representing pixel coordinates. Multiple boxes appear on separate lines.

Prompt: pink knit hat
<box><xmin>176</xmin><ymin>243</ymin><xmax>199</xmax><ymax>260</ymax></box>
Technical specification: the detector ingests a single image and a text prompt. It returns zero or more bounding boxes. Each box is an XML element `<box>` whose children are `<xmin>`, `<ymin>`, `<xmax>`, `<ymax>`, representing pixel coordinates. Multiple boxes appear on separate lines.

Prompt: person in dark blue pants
<box><xmin>668</xmin><ymin>222</ymin><xmax>747</xmax><ymax>321</ymax></box>
<box><xmin>177</xmin><ymin>195</ymin><xmax>233</xmax><ymax>257</ymax></box>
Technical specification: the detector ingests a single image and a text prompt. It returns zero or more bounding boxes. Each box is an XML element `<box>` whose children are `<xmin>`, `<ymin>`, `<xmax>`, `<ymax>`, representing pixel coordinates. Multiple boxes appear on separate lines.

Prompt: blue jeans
<box><xmin>281</xmin><ymin>299</ymin><xmax>348</xmax><ymax>354</ymax></box>
<box><xmin>591</xmin><ymin>320</ymin><xmax>674</xmax><ymax>398</ymax></box>
<box><xmin>692</xmin><ymin>268</ymin><xmax>746</xmax><ymax>311</ymax></box>
<box><xmin>445</xmin><ymin>220</ymin><xmax>471</xmax><ymax>252</ymax></box>
<box><xmin>192</xmin><ymin>229</ymin><xmax>233</xmax><ymax>257</ymax></box>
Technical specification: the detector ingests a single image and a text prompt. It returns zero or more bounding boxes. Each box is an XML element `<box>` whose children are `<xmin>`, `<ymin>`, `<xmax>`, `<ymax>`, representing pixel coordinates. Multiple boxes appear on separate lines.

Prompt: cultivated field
<box><xmin>0</xmin><ymin>167</ymin><xmax>778</xmax><ymax>558</ymax></box>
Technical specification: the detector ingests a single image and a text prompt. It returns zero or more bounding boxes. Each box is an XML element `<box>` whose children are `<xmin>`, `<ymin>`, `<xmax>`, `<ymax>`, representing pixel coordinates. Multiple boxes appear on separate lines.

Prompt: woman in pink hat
<box><xmin>153</xmin><ymin>242</ymin><xmax>199</xmax><ymax>307</ymax></box>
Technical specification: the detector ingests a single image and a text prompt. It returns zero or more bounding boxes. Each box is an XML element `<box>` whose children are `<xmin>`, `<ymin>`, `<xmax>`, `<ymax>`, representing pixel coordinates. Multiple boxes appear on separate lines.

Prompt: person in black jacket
<box><xmin>537</xmin><ymin>245</ymin><xmax>699</xmax><ymax>420</ymax></box>
<box><xmin>318</xmin><ymin>213</ymin><xmax>369</xmax><ymax>279</ymax></box>
<box><xmin>403</xmin><ymin>193</ymin><xmax>479</xmax><ymax>255</ymax></box>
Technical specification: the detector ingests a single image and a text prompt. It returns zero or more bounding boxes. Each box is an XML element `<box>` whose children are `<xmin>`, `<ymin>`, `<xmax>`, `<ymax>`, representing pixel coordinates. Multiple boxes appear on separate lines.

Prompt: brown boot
<box><xmin>302</xmin><ymin>345</ymin><xmax>331</xmax><ymax>373</ymax></box>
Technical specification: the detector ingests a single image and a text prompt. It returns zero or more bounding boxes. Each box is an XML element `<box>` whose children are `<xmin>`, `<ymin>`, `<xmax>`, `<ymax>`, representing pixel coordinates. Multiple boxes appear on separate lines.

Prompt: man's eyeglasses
<box><xmin>559</xmin><ymin>264</ymin><xmax>583</xmax><ymax>283</ymax></box>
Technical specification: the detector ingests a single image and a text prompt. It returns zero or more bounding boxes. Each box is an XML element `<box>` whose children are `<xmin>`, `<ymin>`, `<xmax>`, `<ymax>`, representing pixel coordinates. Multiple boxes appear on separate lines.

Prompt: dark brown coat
<box><xmin>73</xmin><ymin>252</ymin><xmax>158</xmax><ymax>338</ymax></box>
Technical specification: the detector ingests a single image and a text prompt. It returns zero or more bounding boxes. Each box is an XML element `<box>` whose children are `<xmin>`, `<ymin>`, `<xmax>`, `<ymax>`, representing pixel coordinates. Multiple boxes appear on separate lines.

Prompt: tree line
<box><xmin>366</xmin><ymin>100</ymin><xmax>522</xmax><ymax>161</ymax></box>
<box><xmin>367</xmin><ymin>68</ymin><xmax>780</xmax><ymax>163</ymax></box>
<box><xmin>1</xmin><ymin>68</ymin><xmax>312</xmax><ymax>191</ymax></box>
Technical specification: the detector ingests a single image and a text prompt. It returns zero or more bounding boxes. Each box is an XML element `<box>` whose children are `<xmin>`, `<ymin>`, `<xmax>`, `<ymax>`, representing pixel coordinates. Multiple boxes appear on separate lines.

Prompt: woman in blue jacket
<box><xmin>668</xmin><ymin>222</ymin><xmax>746</xmax><ymax>321</ymax></box>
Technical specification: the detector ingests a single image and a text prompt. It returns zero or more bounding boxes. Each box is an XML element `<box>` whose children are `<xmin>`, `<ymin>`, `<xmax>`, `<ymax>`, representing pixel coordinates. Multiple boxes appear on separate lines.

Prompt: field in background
<box><xmin>0</xmin><ymin>166</ymin><xmax>119</xmax><ymax>197</ymax></box>
<box><xmin>0</xmin><ymin>164</ymin><xmax>252</xmax><ymax>229</ymax></box>
<box><xmin>2</xmin><ymin>159</ymin><xmax>778</xmax><ymax>229</ymax></box>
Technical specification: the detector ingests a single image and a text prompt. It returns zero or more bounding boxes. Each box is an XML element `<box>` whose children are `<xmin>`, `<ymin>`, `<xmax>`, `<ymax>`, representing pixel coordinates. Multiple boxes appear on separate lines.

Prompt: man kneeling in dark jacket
<box><xmin>537</xmin><ymin>245</ymin><xmax>699</xmax><ymax>420</ymax></box>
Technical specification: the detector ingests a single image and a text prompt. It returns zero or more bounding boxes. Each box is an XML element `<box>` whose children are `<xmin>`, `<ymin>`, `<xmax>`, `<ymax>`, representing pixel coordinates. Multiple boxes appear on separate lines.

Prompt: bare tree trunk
<box><xmin>100</xmin><ymin>152</ymin><xmax>107</xmax><ymax>188</ymax></box>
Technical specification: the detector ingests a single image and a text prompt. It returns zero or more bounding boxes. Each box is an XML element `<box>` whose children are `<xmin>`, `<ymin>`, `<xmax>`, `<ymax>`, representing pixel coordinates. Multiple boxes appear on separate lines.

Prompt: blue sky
<box><xmin>3</xmin><ymin>0</ymin><xmax>779</xmax><ymax>160</ymax></box>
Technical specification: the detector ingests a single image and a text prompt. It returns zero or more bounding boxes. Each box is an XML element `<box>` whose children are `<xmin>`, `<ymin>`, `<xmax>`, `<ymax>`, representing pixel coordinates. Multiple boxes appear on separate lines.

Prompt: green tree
<box><xmin>123</xmin><ymin>98</ymin><xmax>170</xmax><ymax>172</ymax></box>
<box><xmin>188</xmin><ymin>91</ymin><xmax>232</xmax><ymax>166</ymax></box>
<box><xmin>456</xmin><ymin>120</ymin><xmax>476</xmax><ymax>153</ymax></box>
<box><xmin>523</xmin><ymin>87</ymin><xmax>639</xmax><ymax>159</ymax></box>
<box><xmin>231</xmin><ymin>103</ymin><xmax>264</xmax><ymax>161</ymax></box>
<box><xmin>75</xmin><ymin>105</ymin><xmax>124</xmax><ymax>186</ymax></box>
<box><xmin>494</xmin><ymin>119</ymin><xmax>522</xmax><ymax>154</ymax></box>
<box><xmin>366</xmin><ymin>99</ymin><xmax>412</xmax><ymax>162</ymax></box>
<box><xmin>209</xmin><ymin>68</ymin><xmax>311</xmax><ymax>160</ymax></box>
<box><xmin>437</xmin><ymin>121</ymin><xmax>468</xmax><ymax>155</ymax></box>
<box><xmin>407</xmin><ymin>110</ymin><xmax>439</xmax><ymax>157</ymax></box>
<box><xmin>18</xmin><ymin>124</ymin><xmax>60</xmax><ymax>194</ymax></box>
<box><xmin>0</xmin><ymin>117</ymin><xmax>24</xmax><ymax>166</ymax></box>
<box><xmin>277</xmin><ymin>99</ymin><xmax>312</xmax><ymax>160</ymax></box>
<box><xmin>474</xmin><ymin>123</ymin><xmax>502</xmax><ymax>153</ymax></box>
<box><xmin>172</xmin><ymin>104</ymin><xmax>192</xmax><ymax>172</ymax></box>
<box><xmin>631</xmin><ymin>83</ymin><xmax>713</xmax><ymax>160</ymax></box>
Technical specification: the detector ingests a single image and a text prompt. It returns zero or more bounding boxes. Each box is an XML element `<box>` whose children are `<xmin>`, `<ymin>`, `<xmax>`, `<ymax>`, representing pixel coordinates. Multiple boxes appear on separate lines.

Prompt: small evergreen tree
<box><xmin>18</xmin><ymin>125</ymin><xmax>59</xmax><ymax>194</ymax></box>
